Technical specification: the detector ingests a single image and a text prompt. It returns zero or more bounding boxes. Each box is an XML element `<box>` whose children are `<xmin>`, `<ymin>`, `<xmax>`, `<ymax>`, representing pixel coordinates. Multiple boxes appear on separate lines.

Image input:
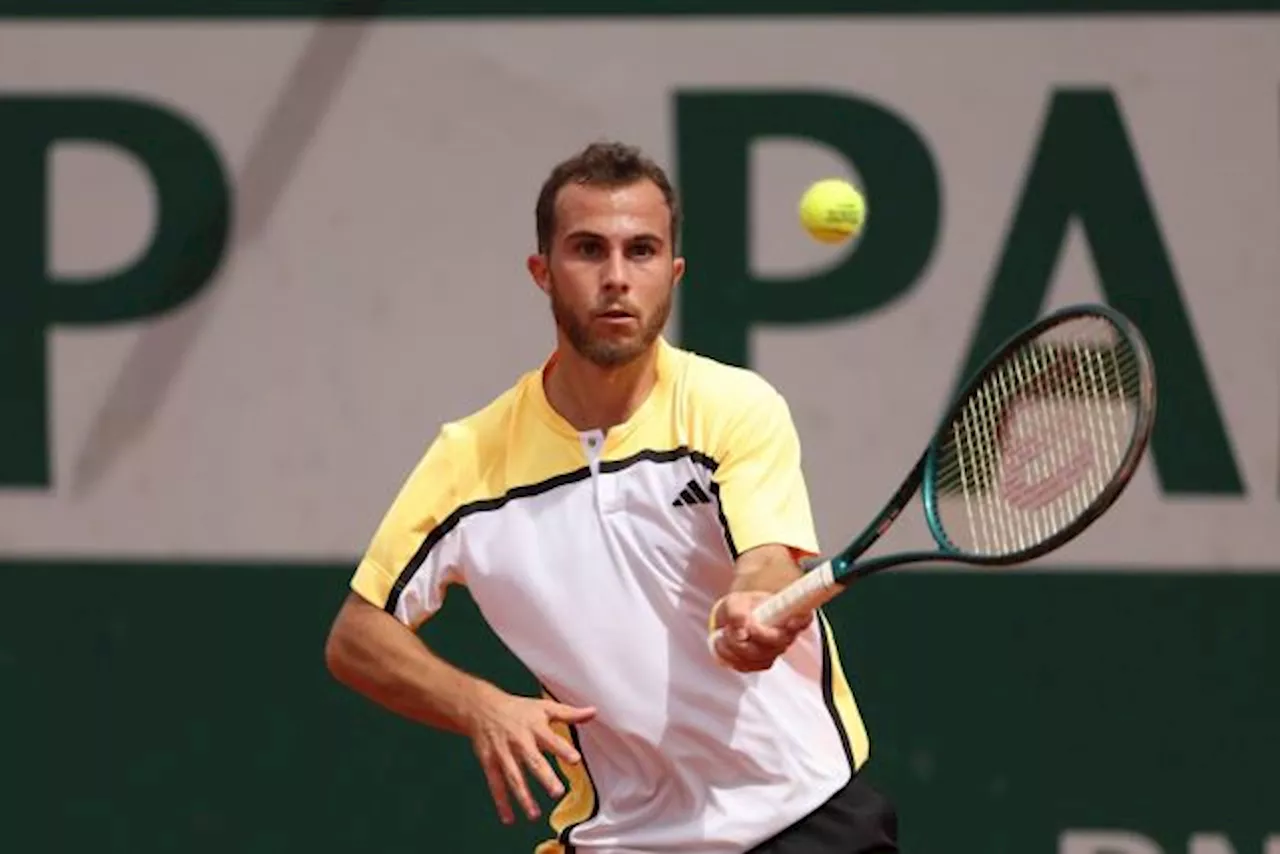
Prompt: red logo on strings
<box><xmin>995</xmin><ymin>354</ymin><xmax>1094</xmax><ymax>511</ymax></box>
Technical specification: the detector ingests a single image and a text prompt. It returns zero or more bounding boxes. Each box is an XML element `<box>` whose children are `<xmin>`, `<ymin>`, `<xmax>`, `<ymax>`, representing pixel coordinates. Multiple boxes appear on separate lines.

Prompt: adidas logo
<box><xmin>672</xmin><ymin>479</ymin><xmax>712</xmax><ymax>507</ymax></box>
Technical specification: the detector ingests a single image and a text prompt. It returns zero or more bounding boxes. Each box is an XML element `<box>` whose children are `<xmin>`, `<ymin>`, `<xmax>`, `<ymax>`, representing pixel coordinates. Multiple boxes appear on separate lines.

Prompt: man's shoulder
<box><xmin>386</xmin><ymin>369</ymin><xmax>541</xmax><ymax>518</ymax></box>
<box><xmin>667</xmin><ymin>342</ymin><xmax>785</xmax><ymax>409</ymax></box>
<box><xmin>432</xmin><ymin>369</ymin><xmax>537</xmax><ymax>452</ymax></box>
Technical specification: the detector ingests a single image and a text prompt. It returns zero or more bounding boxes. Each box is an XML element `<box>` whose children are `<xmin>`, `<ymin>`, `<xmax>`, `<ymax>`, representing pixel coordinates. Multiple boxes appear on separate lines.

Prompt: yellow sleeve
<box><xmin>350</xmin><ymin>426</ymin><xmax>467</xmax><ymax>628</ymax></box>
<box><xmin>710</xmin><ymin>384</ymin><xmax>821</xmax><ymax>560</ymax></box>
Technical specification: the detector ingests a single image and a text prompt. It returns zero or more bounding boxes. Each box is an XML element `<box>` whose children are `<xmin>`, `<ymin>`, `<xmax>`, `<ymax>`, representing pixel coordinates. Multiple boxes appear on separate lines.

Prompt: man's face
<box><xmin>529</xmin><ymin>179</ymin><xmax>684</xmax><ymax>368</ymax></box>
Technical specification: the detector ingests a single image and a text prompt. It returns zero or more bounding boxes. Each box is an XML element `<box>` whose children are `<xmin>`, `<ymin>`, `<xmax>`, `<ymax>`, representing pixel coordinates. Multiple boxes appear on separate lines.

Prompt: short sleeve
<box><xmin>711</xmin><ymin>387</ymin><xmax>821</xmax><ymax>560</ymax></box>
<box><xmin>350</xmin><ymin>427</ymin><xmax>466</xmax><ymax>629</ymax></box>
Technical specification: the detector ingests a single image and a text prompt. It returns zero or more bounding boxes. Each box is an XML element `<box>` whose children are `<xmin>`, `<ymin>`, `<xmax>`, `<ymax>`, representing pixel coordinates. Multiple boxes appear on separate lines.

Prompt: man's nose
<box><xmin>601</xmin><ymin>251</ymin><xmax>629</xmax><ymax>290</ymax></box>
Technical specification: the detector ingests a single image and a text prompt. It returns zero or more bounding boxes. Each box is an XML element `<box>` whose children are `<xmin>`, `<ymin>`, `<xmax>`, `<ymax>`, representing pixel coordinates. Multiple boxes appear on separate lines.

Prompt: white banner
<box><xmin>0</xmin><ymin>19</ymin><xmax>1276</xmax><ymax>565</ymax></box>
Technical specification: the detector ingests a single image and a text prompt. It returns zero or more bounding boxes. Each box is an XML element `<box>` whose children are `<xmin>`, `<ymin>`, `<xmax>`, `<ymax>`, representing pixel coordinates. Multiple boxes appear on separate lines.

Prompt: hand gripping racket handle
<box><xmin>707</xmin><ymin>560</ymin><xmax>842</xmax><ymax>660</ymax></box>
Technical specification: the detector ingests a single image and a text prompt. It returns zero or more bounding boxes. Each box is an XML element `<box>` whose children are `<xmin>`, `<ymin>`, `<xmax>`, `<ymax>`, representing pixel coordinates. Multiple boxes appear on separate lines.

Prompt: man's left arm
<box><xmin>729</xmin><ymin>542</ymin><xmax>807</xmax><ymax>597</ymax></box>
<box><xmin>706</xmin><ymin>383</ymin><xmax>822</xmax><ymax>671</ymax></box>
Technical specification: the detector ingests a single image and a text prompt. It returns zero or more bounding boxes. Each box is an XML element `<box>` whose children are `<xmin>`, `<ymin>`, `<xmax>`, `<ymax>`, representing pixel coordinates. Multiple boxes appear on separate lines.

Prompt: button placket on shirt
<box><xmin>580</xmin><ymin>430</ymin><xmax>622</xmax><ymax>513</ymax></box>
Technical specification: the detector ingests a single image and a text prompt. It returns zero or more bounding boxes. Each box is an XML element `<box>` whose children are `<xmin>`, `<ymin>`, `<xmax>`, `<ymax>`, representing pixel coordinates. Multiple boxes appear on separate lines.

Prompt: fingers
<box><xmin>518</xmin><ymin>737</ymin><xmax>566</xmax><ymax>800</ymax></box>
<box><xmin>717</xmin><ymin>596</ymin><xmax>758</xmax><ymax>641</ymax></box>
<box><xmin>713</xmin><ymin>609</ymin><xmax>814</xmax><ymax>672</ymax></box>
<box><xmin>546</xmin><ymin>701</ymin><xmax>598</xmax><ymax>724</ymax></box>
<box><xmin>475</xmin><ymin>714</ymin><xmax>585</xmax><ymax>827</ymax></box>
<box><xmin>743</xmin><ymin>620</ymin><xmax>794</xmax><ymax>650</ymax></box>
<box><xmin>713</xmin><ymin>633</ymin><xmax>771</xmax><ymax>672</ymax></box>
<box><xmin>498</xmin><ymin>743</ymin><xmax>541</xmax><ymax>822</ymax></box>
<box><xmin>715</xmin><ymin>632</ymin><xmax>782</xmax><ymax>671</ymax></box>
<box><xmin>536</xmin><ymin>725</ymin><xmax>583</xmax><ymax>767</ymax></box>
<box><xmin>475</xmin><ymin>738</ymin><xmax>549</xmax><ymax>825</ymax></box>
<box><xmin>476</xmin><ymin>744</ymin><xmax>517</xmax><ymax>826</ymax></box>
<box><xmin>782</xmin><ymin>610</ymin><xmax>814</xmax><ymax>633</ymax></box>
<box><xmin>738</xmin><ymin>612</ymin><xmax>810</xmax><ymax>652</ymax></box>
<box><xmin>719</xmin><ymin>596</ymin><xmax>809</xmax><ymax>643</ymax></box>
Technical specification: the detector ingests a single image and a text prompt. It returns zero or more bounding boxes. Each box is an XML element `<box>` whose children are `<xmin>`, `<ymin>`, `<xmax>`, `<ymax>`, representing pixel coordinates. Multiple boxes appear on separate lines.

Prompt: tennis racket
<box><xmin>711</xmin><ymin>302</ymin><xmax>1157</xmax><ymax>650</ymax></box>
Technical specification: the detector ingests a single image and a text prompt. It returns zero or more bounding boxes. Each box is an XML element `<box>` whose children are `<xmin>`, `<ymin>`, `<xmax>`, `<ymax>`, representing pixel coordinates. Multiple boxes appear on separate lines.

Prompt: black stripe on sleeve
<box><xmin>383</xmin><ymin>465</ymin><xmax>593</xmax><ymax>615</ymax></box>
<box><xmin>384</xmin><ymin>445</ymin><xmax>727</xmax><ymax>614</ymax></box>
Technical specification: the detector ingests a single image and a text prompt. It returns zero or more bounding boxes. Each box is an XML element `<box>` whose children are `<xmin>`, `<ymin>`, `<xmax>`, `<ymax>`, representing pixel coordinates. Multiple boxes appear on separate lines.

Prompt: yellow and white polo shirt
<box><xmin>350</xmin><ymin>337</ymin><xmax>869</xmax><ymax>854</ymax></box>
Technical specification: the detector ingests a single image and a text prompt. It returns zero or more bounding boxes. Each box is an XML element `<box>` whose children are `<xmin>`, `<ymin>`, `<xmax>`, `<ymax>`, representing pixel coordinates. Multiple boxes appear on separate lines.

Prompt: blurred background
<box><xmin>1</xmin><ymin>2</ymin><xmax>1277</xmax><ymax>852</ymax></box>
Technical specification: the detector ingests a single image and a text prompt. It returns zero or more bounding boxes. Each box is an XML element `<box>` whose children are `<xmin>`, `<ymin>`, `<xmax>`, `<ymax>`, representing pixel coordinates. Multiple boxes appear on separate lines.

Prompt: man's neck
<box><xmin>544</xmin><ymin>341</ymin><xmax>660</xmax><ymax>433</ymax></box>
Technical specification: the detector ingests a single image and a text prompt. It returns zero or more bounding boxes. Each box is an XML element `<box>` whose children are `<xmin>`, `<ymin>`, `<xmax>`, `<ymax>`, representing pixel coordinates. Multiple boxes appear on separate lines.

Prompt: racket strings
<box><xmin>932</xmin><ymin>316</ymin><xmax>1143</xmax><ymax>557</ymax></box>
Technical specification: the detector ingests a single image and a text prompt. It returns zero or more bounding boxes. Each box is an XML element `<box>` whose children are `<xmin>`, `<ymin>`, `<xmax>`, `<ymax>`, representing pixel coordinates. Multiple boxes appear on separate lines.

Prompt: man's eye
<box><xmin>630</xmin><ymin>244</ymin><xmax>656</xmax><ymax>258</ymax></box>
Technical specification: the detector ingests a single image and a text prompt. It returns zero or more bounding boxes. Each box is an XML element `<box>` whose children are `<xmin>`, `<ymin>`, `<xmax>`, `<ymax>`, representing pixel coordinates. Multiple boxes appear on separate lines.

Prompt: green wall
<box><xmin>3</xmin><ymin>561</ymin><xmax>1275</xmax><ymax>852</ymax></box>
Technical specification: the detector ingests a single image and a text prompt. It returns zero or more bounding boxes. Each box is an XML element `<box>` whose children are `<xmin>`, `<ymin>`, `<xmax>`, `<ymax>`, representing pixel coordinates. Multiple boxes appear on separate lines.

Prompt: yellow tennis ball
<box><xmin>798</xmin><ymin>179</ymin><xmax>866</xmax><ymax>244</ymax></box>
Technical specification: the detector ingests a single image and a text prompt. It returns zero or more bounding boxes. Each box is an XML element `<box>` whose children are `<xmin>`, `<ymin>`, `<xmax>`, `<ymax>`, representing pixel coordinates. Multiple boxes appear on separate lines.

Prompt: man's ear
<box><xmin>527</xmin><ymin>253</ymin><xmax>551</xmax><ymax>295</ymax></box>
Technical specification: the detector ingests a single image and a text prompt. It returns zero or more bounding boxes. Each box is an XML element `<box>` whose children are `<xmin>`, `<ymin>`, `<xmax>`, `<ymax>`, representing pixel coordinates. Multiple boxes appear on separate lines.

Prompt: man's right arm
<box><xmin>324</xmin><ymin>591</ymin><xmax>500</xmax><ymax>736</ymax></box>
<box><xmin>323</xmin><ymin>428</ymin><xmax>596</xmax><ymax>824</ymax></box>
<box><xmin>324</xmin><ymin>426</ymin><xmax>486</xmax><ymax>731</ymax></box>
<box><xmin>324</xmin><ymin>590</ymin><xmax>596</xmax><ymax>825</ymax></box>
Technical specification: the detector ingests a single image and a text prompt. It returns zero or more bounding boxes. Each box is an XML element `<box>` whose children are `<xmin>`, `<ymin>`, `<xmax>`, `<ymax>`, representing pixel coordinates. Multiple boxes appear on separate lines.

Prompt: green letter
<box><xmin>675</xmin><ymin>90</ymin><xmax>940</xmax><ymax>367</ymax></box>
<box><xmin>0</xmin><ymin>95</ymin><xmax>231</xmax><ymax>487</ymax></box>
<box><xmin>955</xmin><ymin>89</ymin><xmax>1243</xmax><ymax>496</ymax></box>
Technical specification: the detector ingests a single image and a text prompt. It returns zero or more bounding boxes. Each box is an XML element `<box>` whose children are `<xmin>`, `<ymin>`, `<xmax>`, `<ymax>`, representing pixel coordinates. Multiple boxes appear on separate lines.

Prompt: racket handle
<box><xmin>707</xmin><ymin>560</ymin><xmax>841</xmax><ymax>661</ymax></box>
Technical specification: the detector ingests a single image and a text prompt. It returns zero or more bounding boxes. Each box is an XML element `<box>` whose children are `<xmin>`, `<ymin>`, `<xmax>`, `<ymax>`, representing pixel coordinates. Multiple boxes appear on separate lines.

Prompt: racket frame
<box><xmin>712</xmin><ymin>302</ymin><xmax>1158</xmax><ymax>641</ymax></box>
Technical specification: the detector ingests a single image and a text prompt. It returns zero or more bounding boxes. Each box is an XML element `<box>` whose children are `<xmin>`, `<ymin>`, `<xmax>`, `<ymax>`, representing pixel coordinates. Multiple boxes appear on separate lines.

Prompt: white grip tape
<box><xmin>707</xmin><ymin>560</ymin><xmax>839</xmax><ymax>662</ymax></box>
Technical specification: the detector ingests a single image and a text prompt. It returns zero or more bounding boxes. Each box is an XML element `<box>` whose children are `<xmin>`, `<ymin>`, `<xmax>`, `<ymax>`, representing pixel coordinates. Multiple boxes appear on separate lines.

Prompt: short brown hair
<box><xmin>535</xmin><ymin>140</ymin><xmax>681</xmax><ymax>254</ymax></box>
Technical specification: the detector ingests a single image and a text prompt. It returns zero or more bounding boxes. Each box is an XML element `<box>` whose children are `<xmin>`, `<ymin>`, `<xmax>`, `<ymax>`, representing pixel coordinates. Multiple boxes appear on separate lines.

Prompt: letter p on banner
<box><xmin>0</xmin><ymin>95</ymin><xmax>231</xmax><ymax>487</ymax></box>
<box><xmin>674</xmin><ymin>90</ymin><xmax>941</xmax><ymax>368</ymax></box>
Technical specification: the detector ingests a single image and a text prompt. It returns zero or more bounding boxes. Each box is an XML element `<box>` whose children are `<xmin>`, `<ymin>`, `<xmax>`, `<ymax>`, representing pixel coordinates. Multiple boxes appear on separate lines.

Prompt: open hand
<box><xmin>466</xmin><ymin>689</ymin><xmax>597</xmax><ymax>825</ymax></box>
<box><xmin>711</xmin><ymin>591</ymin><xmax>813</xmax><ymax>673</ymax></box>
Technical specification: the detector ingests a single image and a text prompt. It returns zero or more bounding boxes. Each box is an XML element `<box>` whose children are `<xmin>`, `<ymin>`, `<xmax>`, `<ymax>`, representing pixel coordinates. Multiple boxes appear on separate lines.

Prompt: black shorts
<box><xmin>746</xmin><ymin>774</ymin><xmax>900</xmax><ymax>854</ymax></box>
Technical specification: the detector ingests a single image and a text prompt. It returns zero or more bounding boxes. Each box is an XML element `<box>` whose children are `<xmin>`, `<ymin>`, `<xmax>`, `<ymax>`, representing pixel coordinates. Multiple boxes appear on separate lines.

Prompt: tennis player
<box><xmin>324</xmin><ymin>141</ymin><xmax>900</xmax><ymax>853</ymax></box>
